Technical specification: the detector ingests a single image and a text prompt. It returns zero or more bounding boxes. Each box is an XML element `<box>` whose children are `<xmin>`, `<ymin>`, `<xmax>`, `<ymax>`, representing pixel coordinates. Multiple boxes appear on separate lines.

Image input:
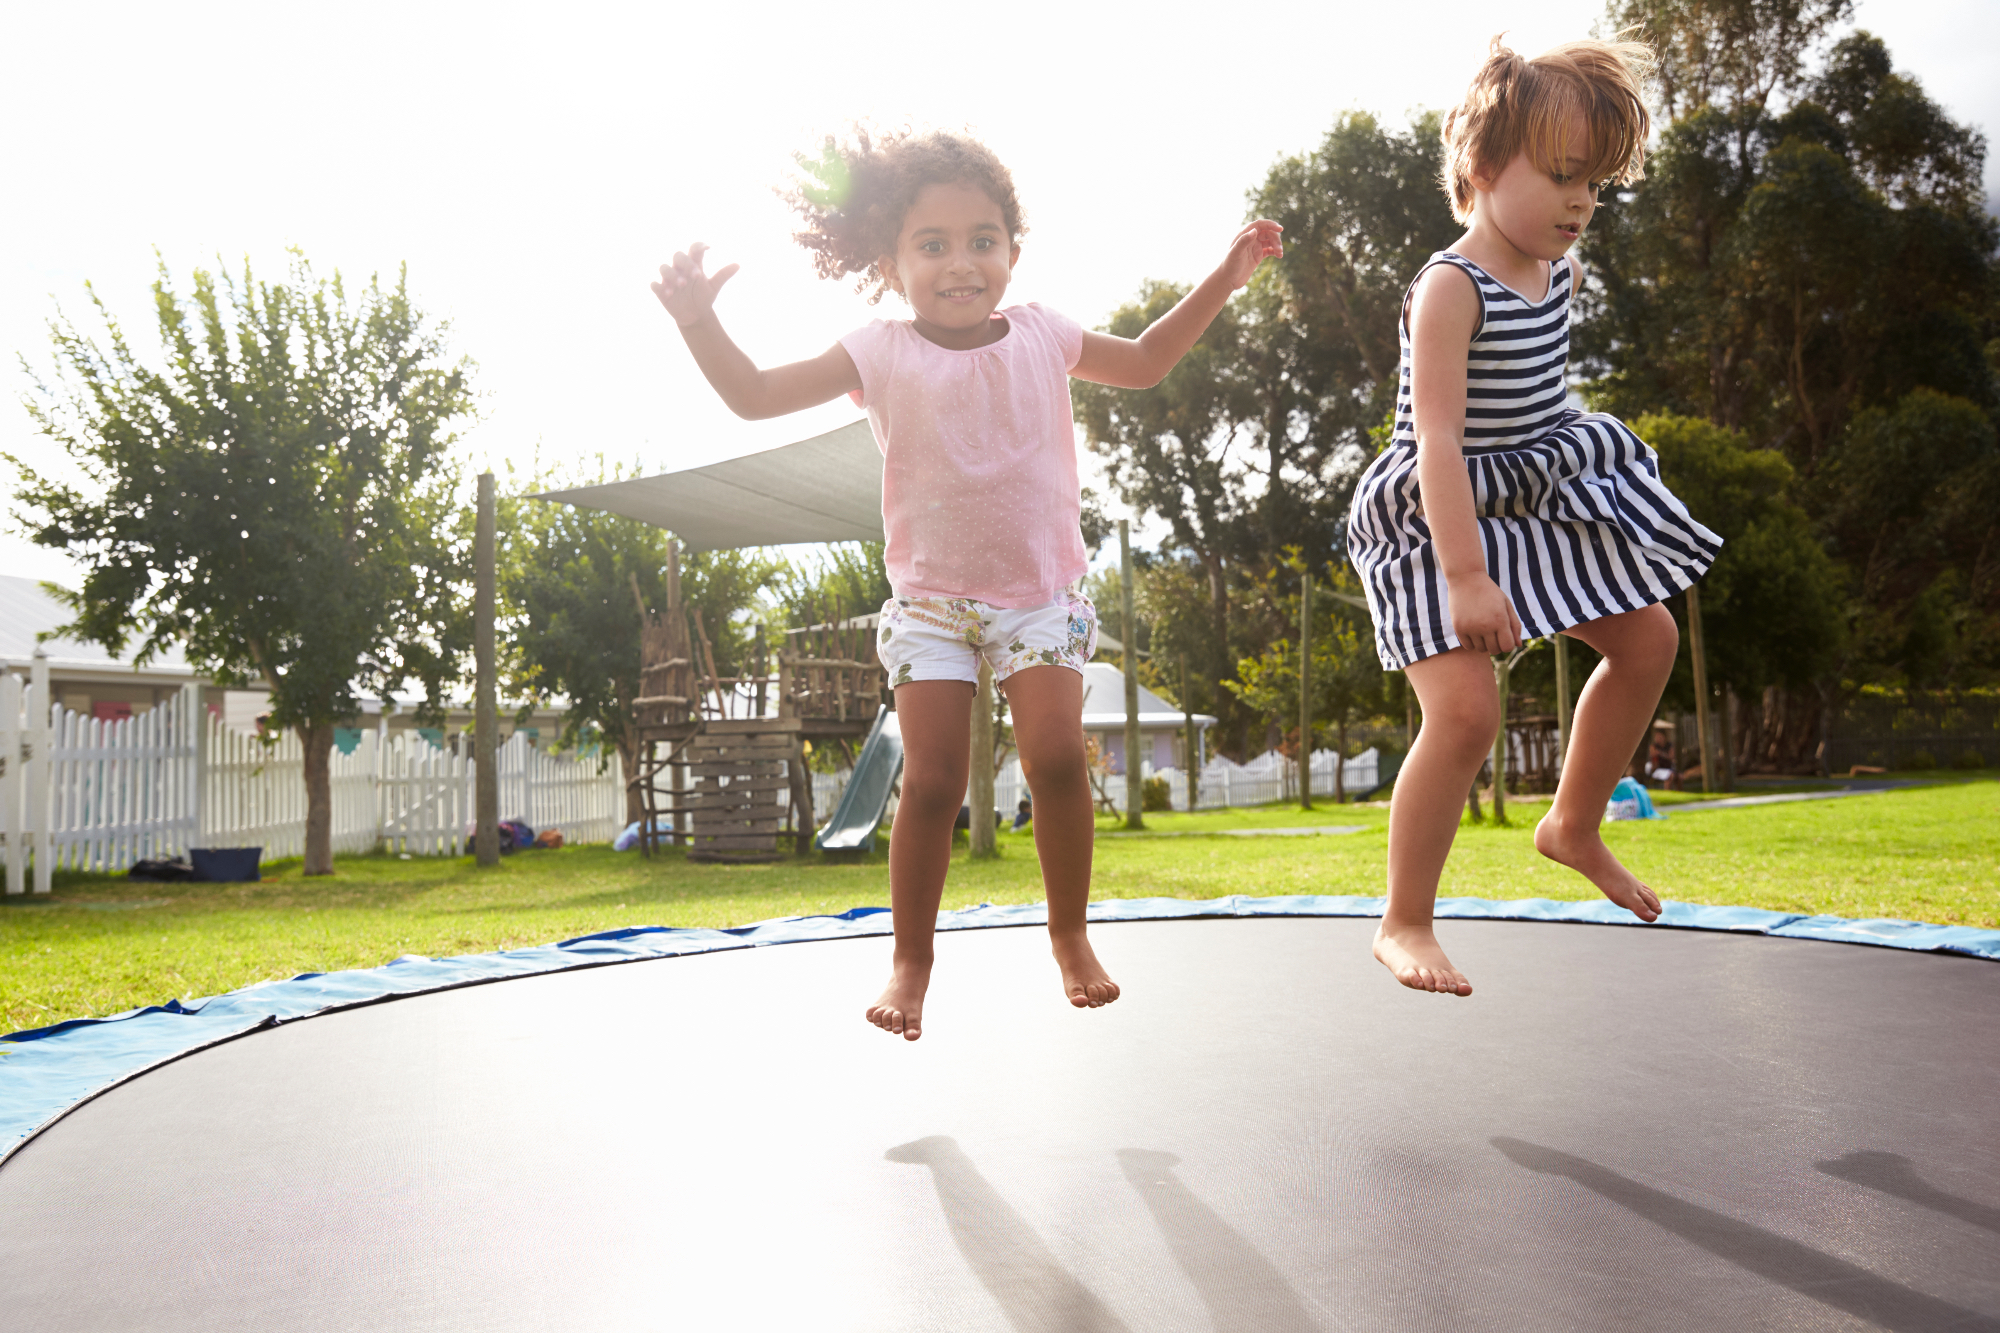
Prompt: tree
<box><xmin>1640</xmin><ymin>414</ymin><xmax>1845</xmax><ymax>767</ymax></box>
<box><xmin>1607</xmin><ymin>0</ymin><xmax>1853</xmax><ymax>123</ymax></box>
<box><xmin>504</xmin><ymin>463</ymin><xmax>787</xmax><ymax>820</ymax></box>
<box><xmin>1074</xmin><ymin>279</ymin><xmax>1253</xmax><ymax>693</ymax></box>
<box><xmin>1810</xmin><ymin>391</ymin><xmax>2000</xmax><ymax>686</ymax></box>
<box><xmin>1075</xmin><ymin>112</ymin><xmax>1455</xmax><ymax>758</ymax></box>
<box><xmin>1579</xmin><ymin>14</ymin><xmax>1999</xmax><ymax>695</ymax></box>
<box><xmin>12</xmin><ymin>253</ymin><xmax>473</xmax><ymax>875</ymax></box>
<box><xmin>1226</xmin><ymin>557</ymin><xmax>1385</xmax><ymax>798</ymax></box>
<box><xmin>1581</xmin><ymin>28</ymin><xmax>1993</xmax><ymax>458</ymax></box>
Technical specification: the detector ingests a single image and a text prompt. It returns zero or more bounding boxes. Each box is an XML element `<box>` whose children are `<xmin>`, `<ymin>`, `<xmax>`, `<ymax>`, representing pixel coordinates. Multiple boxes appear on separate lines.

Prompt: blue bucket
<box><xmin>190</xmin><ymin>847</ymin><xmax>263</xmax><ymax>882</ymax></box>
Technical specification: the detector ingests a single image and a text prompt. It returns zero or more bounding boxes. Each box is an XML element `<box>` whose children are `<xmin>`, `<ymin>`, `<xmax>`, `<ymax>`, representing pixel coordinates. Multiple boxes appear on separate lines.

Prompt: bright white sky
<box><xmin>3</xmin><ymin>0</ymin><xmax>1993</xmax><ymax>588</ymax></box>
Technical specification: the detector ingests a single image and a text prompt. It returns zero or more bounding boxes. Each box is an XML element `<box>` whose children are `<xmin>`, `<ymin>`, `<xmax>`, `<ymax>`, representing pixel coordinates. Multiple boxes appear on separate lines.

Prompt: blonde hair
<box><xmin>1440</xmin><ymin>36</ymin><xmax>1655</xmax><ymax>223</ymax></box>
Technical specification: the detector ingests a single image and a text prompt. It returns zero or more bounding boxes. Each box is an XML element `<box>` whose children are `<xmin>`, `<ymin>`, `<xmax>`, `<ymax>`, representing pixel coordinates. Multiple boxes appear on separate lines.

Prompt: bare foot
<box><xmin>1535</xmin><ymin>813</ymin><xmax>1664</xmax><ymax>922</ymax></box>
<box><xmin>1051</xmin><ymin>931</ymin><xmax>1120</xmax><ymax>1009</ymax></box>
<box><xmin>867</xmin><ymin>958</ymin><xmax>932</xmax><ymax>1041</ymax></box>
<box><xmin>1373</xmin><ymin>923</ymin><xmax>1473</xmax><ymax>996</ymax></box>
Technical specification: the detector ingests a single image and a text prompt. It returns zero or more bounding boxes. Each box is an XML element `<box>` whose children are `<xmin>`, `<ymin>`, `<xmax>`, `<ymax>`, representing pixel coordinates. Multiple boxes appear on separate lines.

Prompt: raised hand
<box><xmin>1448</xmin><ymin>572</ymin><xmax>1524</xmax><ymax>656</ymax></box>
<box><xmin>1218</xmin><ymin>219</ymin><xmax>1285</xmax><ymax>288</ymax></box>
<box><xmin>651</xmin><ymin>243</ymin><xmax>741</xmax><ymax>327</ymax></box>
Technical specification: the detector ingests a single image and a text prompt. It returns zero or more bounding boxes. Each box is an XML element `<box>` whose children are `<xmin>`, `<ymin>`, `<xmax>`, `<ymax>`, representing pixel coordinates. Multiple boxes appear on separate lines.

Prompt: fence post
<box><xmin>29</xmin><ymin>649</ymin><xmax>51</xmax><ymax>893</ymax></box>
<box><xmin>522</xmin><ymin>735</ymin><xmax>538</xmax><ymax>833</ymax></box>
<box><xmin>3</xmin><ymin>672</ymin><xmax>19</xmax><ymax>894</ymax></box>
<box><xmin>184</xmin><ymin>683</ymin><xmax>204</xmax><ymax>855</ymax></box>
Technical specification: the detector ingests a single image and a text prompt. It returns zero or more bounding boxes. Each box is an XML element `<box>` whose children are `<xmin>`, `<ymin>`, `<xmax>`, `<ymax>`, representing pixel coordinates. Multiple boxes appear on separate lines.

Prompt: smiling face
<box><xmin>1471</xmin><ymin>114</ymin><xmax>1604</xmax><ymax>263</ymax></box>
<box><xmin>879</xmin><ymin>180</ymin><xmax>1020</xmax><ymax>349</ymax></box>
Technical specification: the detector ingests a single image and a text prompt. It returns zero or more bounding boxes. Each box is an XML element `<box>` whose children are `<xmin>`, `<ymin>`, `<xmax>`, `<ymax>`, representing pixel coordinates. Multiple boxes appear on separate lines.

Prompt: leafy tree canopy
<box><xmin>11</xmin><ymin>252</ymin><xmax>474</xmax><ymax>873</ymax></box>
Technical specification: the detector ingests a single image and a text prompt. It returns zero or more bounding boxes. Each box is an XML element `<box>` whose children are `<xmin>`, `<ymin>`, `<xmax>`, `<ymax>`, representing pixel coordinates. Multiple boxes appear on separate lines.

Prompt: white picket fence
<box><xmin>2</xmin><ymin>662</ymin><xmax>624</xmax><ymax>889</ymax></box>
<box><xmin>803</xmin><ymin>746</ymin><xmax>1383</xmax><ymax>829</ymax></box>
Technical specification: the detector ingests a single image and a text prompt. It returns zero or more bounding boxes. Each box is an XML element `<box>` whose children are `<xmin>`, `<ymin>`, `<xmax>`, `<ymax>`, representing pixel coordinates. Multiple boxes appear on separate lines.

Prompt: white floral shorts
<box><xmin>877</xmin><ymin>586</ymin><xmax>1098</xmax><ymax>689</ymax></box>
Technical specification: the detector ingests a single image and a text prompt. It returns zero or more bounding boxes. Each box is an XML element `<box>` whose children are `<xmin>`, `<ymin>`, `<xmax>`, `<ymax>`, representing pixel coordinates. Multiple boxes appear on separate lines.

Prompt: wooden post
<box><xmin>1119</xmin><ymin>520</ymin><xmax>1145</xmax><ymax>830</ymax></box>
<box><xmin>1491</xmin><ymin>655</ymin><xmax>1510</xmax><ymax>825</ymax></box>
<box><xmin>1687</xmin><ymin>584</ymin><xmax>1713</xmax><ymax>794</ymax></box>
<box><xmin>2</xmin><ymin>670</ymin><xmax>19</xmax><ymax>895</ymax></box>
<box><xmin>29</xmin><ymin>648</ymin><xmax>50</xmax><ymax>893</ymax></box>
<box><xmin>1299</xmin><ymin>568</ymin><xmax>1314</xmax><ymax>810</ymax></box>
<box><xmin>667</xmin><ymin>540</ymin><xmax>687</xmax><ymax>846</ymax></box>
<box><xmin>474</xmin><ymin>472</ymin><xmax>500</xmax><ymax>866</ymax></box>
<box><xmin>1553</xmin><ymin>635</ymin><xmax>1573</xmax><ymax>772</ymax></box>
<box><xmin>970</xmin><ymin>659</ymin><xmax>997</xmax><ymax>857</ymax></box>
<box><xmin>1181</xmin><ymin>652</ymin><xmax>1198</xmax><ymax>812</ymax></box>
<box><xmin>1721</xmin><ymin>686</ymin><xmax>1738</xmax><ymax>793</ymax></box>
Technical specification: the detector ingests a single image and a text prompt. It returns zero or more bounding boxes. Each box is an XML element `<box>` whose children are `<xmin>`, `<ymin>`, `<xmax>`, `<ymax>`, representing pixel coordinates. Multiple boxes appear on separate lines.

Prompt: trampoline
<box><xmin>2</xmin><ymin>901</ymin><xmax>1997</xmax><ymax>1331</ymax></box>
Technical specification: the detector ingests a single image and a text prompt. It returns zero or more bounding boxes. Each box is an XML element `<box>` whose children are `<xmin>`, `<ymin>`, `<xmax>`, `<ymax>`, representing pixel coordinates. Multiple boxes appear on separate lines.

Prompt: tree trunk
<box><xmin>1203</xmin><ymin>548</ymin><xmax>1231</xmax><ymax>744</ymax></box>
<box><xmin>618</xmin><ymin>734</ymin><xmax>645</xmax><ymax>825</ymax></box>
<box><xmin>1333</xmin><ymin>716</ymin><xmax>1347</xmax><ymax>804</ymax></box>
<box><xmin>301</xmin><ymin>721</ymin><xmax>336</xmax><ymax>875</ymax></box>
<box><xmin>969</xmin><ymin>659</ymin><xmax>998</xmax><ymax>857</ymax></box>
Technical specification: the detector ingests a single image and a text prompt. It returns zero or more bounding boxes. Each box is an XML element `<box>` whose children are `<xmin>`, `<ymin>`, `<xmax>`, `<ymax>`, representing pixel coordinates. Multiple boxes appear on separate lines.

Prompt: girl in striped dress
<box><xmin>1346</xmin><ymin>37</ymin><xmax>1721</xmax><ymax>997</ymax></box>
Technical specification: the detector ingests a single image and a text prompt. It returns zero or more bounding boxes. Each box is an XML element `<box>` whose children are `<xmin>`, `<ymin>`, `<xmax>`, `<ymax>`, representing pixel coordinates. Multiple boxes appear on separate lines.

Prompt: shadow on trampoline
<box><xmin>1816</xmin><ymin>1149</ymin><xmax>2000</xmax><ymax>1235</ymax></box>
<box><xmin>1492</xmin><ymin>1137</ymin><xmax>2000</xmax><ymax>1333</ymax></box>
<box><xmin>886</xmin><ymin>1136</ymin><xmax>1323</xmax><ymax>1333</ymax></box>
<box><xmin>1115</xmin><ymin>1149</ymin><xmax>1317</xmax><ymax>1333</ymax></box>
<box><xmin>885</xmin><ymin>1136</ymin><xmax>1133</xmax><ymax>1333</ymax></box>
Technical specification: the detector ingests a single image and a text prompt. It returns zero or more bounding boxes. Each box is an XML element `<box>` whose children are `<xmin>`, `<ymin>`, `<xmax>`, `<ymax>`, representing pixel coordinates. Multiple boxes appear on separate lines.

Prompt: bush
<box><xmin>1141</xmin><ymin>775</ymin><xmax>1173</xmax><ymax>812</ymax></box>
<box><xmin>1903</xmin><ymin>750</ymin><xmax>1937</xmax><ymax>770</ymax></box>
<box><xmin>1954</xmin><ymin>749</ymin><xmax>1986</xmax><ymax>770</ymax></box>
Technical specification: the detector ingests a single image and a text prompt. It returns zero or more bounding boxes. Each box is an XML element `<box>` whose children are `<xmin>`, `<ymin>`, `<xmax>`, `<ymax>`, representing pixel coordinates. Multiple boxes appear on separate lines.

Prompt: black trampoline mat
<box><xmin>2</xmin><ymin>917</ymin><xmax>1996</xmax><ymax>1332</ymax></box>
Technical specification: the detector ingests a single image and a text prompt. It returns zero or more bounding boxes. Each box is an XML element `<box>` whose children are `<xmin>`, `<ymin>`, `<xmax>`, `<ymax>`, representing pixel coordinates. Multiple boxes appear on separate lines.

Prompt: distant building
<box><xmin>2</xmin><ymin>575</ymin><xmax>565</xmax><ymax>747</ymax></box>
<box><xmin>1</xmin><ymin>575</ymin><xmax>203</xmax><ymax>720</ymax></box>
<box><xmin>1079</xmin><ymin>661</ymin><xmax>1213</xmax><ymax>775</ymax></box>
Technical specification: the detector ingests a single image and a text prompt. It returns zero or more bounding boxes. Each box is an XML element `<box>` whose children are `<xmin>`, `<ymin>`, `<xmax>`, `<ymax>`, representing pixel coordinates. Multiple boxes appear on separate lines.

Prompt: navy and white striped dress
<box><xmin>1347</xmin><ymin>252</ymin><xmax>1722</xmax><ymax>670</ymax></box>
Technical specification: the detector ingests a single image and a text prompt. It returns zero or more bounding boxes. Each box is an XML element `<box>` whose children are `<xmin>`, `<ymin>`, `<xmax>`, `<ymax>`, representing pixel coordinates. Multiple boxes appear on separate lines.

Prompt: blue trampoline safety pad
<box><xmin>3</xmin><ymin>894</ymin><xmax>1995</xmax><ymax>1165</ymax></box>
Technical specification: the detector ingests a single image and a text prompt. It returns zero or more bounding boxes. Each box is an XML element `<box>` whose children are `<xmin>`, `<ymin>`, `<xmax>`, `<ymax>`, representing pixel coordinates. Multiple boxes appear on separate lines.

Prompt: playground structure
<box><xmin>629</xmin><ymin>541</ymin><xmax>889</xmax><ymax>863</ymax></box>
<box><xmin>1501</xmin><ymin>699</ymin><xmax>1562</xmax><ymax>793</ymax></box>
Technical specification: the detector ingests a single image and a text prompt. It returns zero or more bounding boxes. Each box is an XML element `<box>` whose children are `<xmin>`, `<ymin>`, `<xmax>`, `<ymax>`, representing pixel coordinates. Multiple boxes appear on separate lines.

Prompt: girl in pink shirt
<box><xmin>654</xmin><ymin>128</ymin><xmax>1280</xmax><ymax>1041</ymax></box>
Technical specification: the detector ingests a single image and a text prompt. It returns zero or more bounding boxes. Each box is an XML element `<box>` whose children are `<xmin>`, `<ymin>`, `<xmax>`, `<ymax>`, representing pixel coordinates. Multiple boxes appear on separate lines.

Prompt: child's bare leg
<box><xmin>1536</xmin><ymin>605</ymin><xmax>1678</xmax><ymax>921</ymax></box>
<box><xmin>1004</xmin><ymin>665</ymin><xmax>1119</xmax><ymax>1009</ymax></box>
<box><xmin>1379</xmin><ymin>649</ymin><xmax>1498</xmax><ymax>996</ymax></box>
<box><xmin>869</xmin><ymin>680</ymin><xmax>972</xmax><ymax>1040</ymax></box>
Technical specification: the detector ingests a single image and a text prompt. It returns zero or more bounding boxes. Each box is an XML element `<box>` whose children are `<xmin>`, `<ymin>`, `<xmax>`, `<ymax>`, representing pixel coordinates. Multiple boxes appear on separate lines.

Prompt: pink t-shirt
<box><xmin>839</xmin><ymin>303</ymin><xmax>1089</xmax><ymax>609</ymax></box>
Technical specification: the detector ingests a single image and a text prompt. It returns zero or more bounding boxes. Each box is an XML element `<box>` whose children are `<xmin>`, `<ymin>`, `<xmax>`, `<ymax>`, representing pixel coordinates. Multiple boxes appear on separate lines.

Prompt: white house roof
<box><xmin>1077</xmin><ymin>662</ymin><xmax>1213</xmax><ymax>731</ymax></box>
<box><xmin>0</xmin><ymin>576</ymin><xmax>197</xmax><ymax>680</ymax></box>
<box><xmin>533</xmin><ymin>418</ymin><xmax>885</xmax><ymax>552</ymax></box>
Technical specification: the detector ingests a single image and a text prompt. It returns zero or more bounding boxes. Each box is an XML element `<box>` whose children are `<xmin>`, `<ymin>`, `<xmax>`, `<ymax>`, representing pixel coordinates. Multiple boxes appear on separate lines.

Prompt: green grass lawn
<box><xmin>3</xmin><ymin>777</ymin><xmax>1994</xmax><ymax>1035</ymax></box>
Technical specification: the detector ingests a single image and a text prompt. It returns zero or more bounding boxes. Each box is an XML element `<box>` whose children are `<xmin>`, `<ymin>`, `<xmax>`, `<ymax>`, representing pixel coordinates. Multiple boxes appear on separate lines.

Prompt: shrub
<box><xmin>1141</xmin><ymin>775</ymin><xmax>1173</xmax><ymax>812</ymax></box>
<box><xmin>1953</xmin><ymin>749</ymin><xmax>1986</xmax><ymax>770</ymax></box>
<box><xmin>1903</xmin><ymin>749</ymin><xmax>1937</xmax><ymax>770</ymax></box>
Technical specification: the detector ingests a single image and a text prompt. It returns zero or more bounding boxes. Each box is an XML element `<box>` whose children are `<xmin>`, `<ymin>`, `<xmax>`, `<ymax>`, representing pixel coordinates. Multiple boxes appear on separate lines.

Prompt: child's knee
<box><xmin>1018</xmin><ymin>738</ymin><xmax>1088</xmax><ymax>795</ymax></box>
<box><xmin>1426</xmin><ymin>691</ymin><xmax>1500</xmax><ymax>751</ymax></box>
<box><xmin>1615</xmin><ymin>604</ymin><xmax>1680</xmax><ymax>668</ymax></box>
<box><xmin>1641</xmin><ymin>605</ymin><xmax>1681</xmax><ymax>661</ymax></box>
<box><xmin>896</xmin><ymin>771</ymin><xmax>967</xmax><ymax>823</ymax></box>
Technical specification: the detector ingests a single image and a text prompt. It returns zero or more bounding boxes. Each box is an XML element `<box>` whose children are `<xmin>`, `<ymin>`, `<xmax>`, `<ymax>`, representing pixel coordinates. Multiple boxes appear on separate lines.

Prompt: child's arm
<box><xmin>1407</xmin><ymin>264</ymin><xmax>1525</xmax><ymax>655</ymax></box>
<box><xmin>1071</xmin><ymin>221</ymin><xmax>1283</xmax><ymax>389</ymax></box>
<box><xmin>652</xmin><ymin>244</ymin><xmax>862</xmax><ymax>420</ymax></box>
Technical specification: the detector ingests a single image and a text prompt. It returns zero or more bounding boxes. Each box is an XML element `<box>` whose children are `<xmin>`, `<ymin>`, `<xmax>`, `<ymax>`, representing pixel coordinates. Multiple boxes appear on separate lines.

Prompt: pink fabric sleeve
<box><xmin>837</xmin><ymin>322</ymin><xmax>892</xmax><ymax>408</ymax></box>
<box><xmin>1031</xmin><ymin>304</ymin><xmax>1085</xmax><ymax>371</ymax></box>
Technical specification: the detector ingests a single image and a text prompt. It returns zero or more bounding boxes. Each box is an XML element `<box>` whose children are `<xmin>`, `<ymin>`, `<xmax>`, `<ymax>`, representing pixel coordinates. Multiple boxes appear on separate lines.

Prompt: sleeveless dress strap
<box><xmin>1399</xmin><ymin>252</ymin><xmax>1489</xmax><ymax>342</ymax></box>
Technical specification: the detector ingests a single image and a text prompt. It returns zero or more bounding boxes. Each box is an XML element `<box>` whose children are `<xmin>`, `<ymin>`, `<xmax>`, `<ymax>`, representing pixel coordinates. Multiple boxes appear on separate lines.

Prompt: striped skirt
<box><xmin>1346</xmin><ymin>412</ymin><xmax>1723</xmax><ymax>670</ymax></box>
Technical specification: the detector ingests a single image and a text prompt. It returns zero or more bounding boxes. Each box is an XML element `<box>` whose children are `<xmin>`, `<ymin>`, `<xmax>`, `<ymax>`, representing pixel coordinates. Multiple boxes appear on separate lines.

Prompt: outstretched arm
<box><xmin>1408</xmin><ymin>263</ymin><xmax>1523</xmax><ymax>655</ymax></box>
<box><xmin>1071</xmin><ymin>221</ymin><xmax>1283</xmax><ymax>389</ymax></box>
<box><xmin>652</xmin><ymin>243</ymin><xmax>861</xmax><ymax>420</ymax></box>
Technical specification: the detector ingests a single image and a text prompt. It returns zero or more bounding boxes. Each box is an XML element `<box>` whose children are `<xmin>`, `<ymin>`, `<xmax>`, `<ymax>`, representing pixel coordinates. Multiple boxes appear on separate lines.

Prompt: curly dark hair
<box><xmin>782</xmin><ymin>126</ymin><xmax>1026</xmax><ymax>304</ymax></box>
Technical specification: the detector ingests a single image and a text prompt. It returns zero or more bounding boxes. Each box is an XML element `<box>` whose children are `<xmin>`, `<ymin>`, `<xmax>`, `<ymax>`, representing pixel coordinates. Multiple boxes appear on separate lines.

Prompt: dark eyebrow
<box><xmin>909</xmin><ymin>221</ymin><xmax>1005</xmax><ymax>237</ymax></box>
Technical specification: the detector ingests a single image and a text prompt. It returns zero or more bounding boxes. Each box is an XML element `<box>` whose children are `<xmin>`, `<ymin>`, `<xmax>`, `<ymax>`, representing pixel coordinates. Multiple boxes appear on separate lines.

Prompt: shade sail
<box><xmin>532</xmin><ymin>419</ymin><xmax>883</xmax><ymax>552</ymax></box>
